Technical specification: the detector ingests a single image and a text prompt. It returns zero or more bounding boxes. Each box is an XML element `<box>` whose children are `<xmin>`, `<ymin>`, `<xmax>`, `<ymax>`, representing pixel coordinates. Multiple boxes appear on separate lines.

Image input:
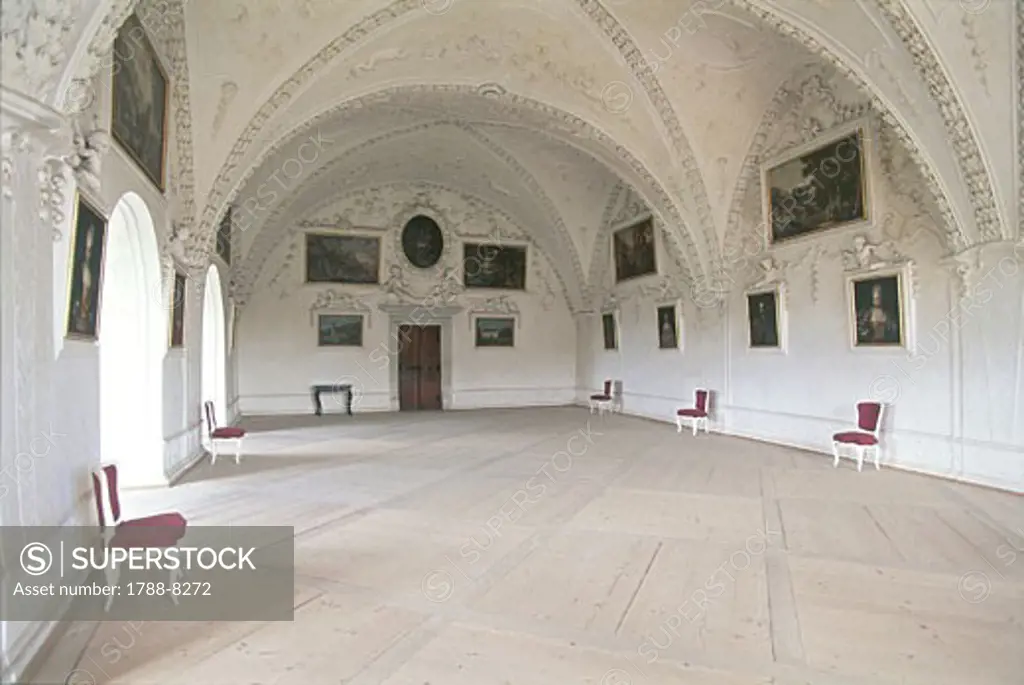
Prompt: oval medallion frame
<box><xmin>392</xmin><ymin>203</ymin><xmax>452</xmax><ymax>272</ymax></box>
<box><xmin>401</xmin><ymin>214</ymin><xmax>444</xmax><ymax>269</ymax></box>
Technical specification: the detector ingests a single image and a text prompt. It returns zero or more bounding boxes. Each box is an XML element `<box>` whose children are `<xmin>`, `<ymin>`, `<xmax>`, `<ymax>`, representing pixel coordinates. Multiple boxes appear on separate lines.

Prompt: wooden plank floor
<box><xmin>34</xmin><ymin>408</ymin><xmax>1024</xmax><ymax>684</ymax></box>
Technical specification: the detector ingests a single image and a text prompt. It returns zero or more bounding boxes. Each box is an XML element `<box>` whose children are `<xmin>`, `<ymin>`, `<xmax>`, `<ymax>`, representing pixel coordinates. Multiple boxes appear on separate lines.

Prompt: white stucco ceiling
<box><xmin>57</xmin><ymin>0</ymin><xmax>1008</xmax><ymax>309</ymax></box>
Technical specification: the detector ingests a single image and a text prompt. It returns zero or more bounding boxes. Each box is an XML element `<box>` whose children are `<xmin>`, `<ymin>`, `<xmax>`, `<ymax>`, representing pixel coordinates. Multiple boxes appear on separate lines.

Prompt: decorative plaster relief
<box><xmin>721</xmin><ymin>0</ymin><xmax>1000</xmax><ymax>244</ymax></box>
<box><xmin>1</xmin><ymin>0</ymin><xmax>78</xmax><ymax>100</ymax></box>
<box><xmin>308</xmin><ymin>289</ymin><xmax>373</xmax><ymax>326</ymax></box>
<box><xmin>65</xmin><ymin>114</ymin><xmax>109</xmax><ymax>195</ymax></box>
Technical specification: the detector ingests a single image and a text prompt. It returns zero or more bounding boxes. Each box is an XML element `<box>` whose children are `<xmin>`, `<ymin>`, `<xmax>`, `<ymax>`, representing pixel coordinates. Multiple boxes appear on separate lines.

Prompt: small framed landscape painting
<box><xmin>746</xmin><ymin>287</ymin><xmax>782</xmax><ymax>349</ymax></box>
<box><xmin>613</xmin><ymin>218</ymin><xmax>657</xmax><ymax>283</ymax></box>
<box><xmin>66</xmin><ymin>195</ymin><xmax>108</xmax><ymax>340</ymax></box>
<box><xmin>848</xmin><ymin>271</ymin><xmax>905</xmax><ymax>348</ymax></box>
<box><xmin>318</xmin><ymin>314</ymin><xmax>364</xmax><ymax>347</ymax></box>
<box><xmin>475</xmin><ymin>317</ymin><xmax>515</xmax><ymax>347</ymax></box>
<box><xmin>657</xmin><ymin>304</ymin><xmax>679</xmax><ymax>350</ymax></box>
<box><xmin>762</xmin><ymin>122</ymin><xmax>870</xmax><ymax>244</ymax></box>
<box><xmin>463</xmin><ymin>244</ymin><xmax>527</xmax><ymax>290</ymax></box>
<box><xmin>602</xmin><ymin>312</ymin><xmax>618</xmax><ymax>350</ymax></box>
<box><xmin>305</xmin><ymin>233</ymin><xmax>381</xmax><ymax>284</ymax></box>
<box><xmin>169</xmin><ymin>271</ymin><xmax>186</xmax><ymax>347</ymax></box>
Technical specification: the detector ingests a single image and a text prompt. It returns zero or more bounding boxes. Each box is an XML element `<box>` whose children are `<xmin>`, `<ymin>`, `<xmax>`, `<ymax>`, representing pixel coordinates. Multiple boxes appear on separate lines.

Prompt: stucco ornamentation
<box><xmin>308</xmin><ymin>290</ymin><xmax>373</xmax><ymax>326</ymax></box>
<box><xmin>65</xmin><ymin>115</ymin><xmax>109</xmax><ymax>195</ymax></box>
<box><xmin>467</xmin><ymin>295</ymin><xmax>520</xmax><ymax>316</ymax></box>
<box><xmin>841</xmin><ymin>234</ymin><xmax>907</xmax><ymax>272</ymax></box>
<box><xmin>1</xmin><ymin>0</ymin><xmax>78</xmax><ymax>100</ymax></box>
<box><xmin>725</xmin><ymin>0</ymin><xmax>997</xmax><ymax>245</ymax></box>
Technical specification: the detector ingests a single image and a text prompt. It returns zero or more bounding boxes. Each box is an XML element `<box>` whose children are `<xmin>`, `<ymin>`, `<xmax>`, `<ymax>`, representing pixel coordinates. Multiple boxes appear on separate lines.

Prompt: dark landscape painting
<box><xmin>747</xmin><ymin>290</ymin><xmax>780</xmax><ymax>348</ymax></box>
<box><xmin>318</xmin><ymin>314</ymin><xmax>364</xmax><ymax>347</ymax></box>
<box><xmin>66</xmin><ymin>195</ymin><xmax>108</xmax><ymax>340</ymax></box>
<box><xmin>657</xmin><ymin>304</ymin><xmax>677</xmax><ymax>349</ymax></box>
<box><xmin>851</xmin><ymin>273</ymin><xmax>902</xmax><ymax>347</ymax></box>
<box><xmin>170</xmin><ymin>271</ymin><xmax>186</xmax><ymax>348</ymax></box>
<box><xmin>764</xmin><ymin>129</ymin><xmax>866</xmax><ymax>243</ymax></box>
<box><xmin>614</xmin><ymin>218</ymin><xmax>657</xmax><ymax>282</ymax></box>
<box><xmin>216</xmin><ymin>206</ymin><xmax>232</xmax><ymax>264</ymax></box>
<box><xmin>306</xmin><ymin>233</ymin><xmax>381</xmax><ymax>284</ymax></box>
<box><xmin>463</xmin><ymin>244</ymin><xmax>527</xmax><ymax>290</ymax></box>
<box><xmin>475</xmin><ymin>317</ymin><xmax>515</xmax><ymax>347</ymax></box>
<box><xmin>602</xmin><ymin>313</ymin><xmax>617</xmax><ymax>350</ymax></box>
<box><xmin>111</xmin><ymin>13</ymin><xmax>168</xmax><ymax>190</ymax></box>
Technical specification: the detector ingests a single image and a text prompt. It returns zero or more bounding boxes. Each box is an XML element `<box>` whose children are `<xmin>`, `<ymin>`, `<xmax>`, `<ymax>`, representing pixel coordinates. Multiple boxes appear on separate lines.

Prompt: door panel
<box><xmin>419</xmin><ymin>325</ymin><xmax>442</xmax><ymax>410</ymax></box>
<box><xmin>397</xmin><ymin>325</ymin><xmax>442</xmax><ymax>411</ymax></box>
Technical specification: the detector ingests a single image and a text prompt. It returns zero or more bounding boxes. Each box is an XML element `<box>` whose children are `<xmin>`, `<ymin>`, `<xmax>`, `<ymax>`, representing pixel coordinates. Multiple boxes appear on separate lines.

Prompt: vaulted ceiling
<box><xmin>16</xmin><ymin>0</ymin><xmax>1018</xmax><ymax>310</ymax></box>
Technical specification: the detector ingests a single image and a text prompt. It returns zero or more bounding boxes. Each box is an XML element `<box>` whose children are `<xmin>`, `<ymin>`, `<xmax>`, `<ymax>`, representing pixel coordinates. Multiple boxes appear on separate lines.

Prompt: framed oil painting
<box><xmin>65</xmin><ymin>195</ymin><xmax>108</xmax><ymax>340</ymax></box>
<box><xmin>169</xmin><ymin>271</ymin><xmax>186</xmax><ymax>348</ymax></box>
<box><xmin>613</xmin><ymin>218</ymin><xmax>657</xmax><ymax>283</ymax></box>
<box><xmin>317</xmin><ymin>314</ymin><xmax>364</xmax><ymax>347</ymax></box>
<box><xmin>762</xmin><ymin>122</ymin><xmax>870</xmax><ymax>244</ymax></box>
<box><xmin>602</xmin><ymin>312</ymin><xmax>618</xmax><ymax>350</ymax></box>
<box><xmin>401</xmin><ymin>215</ymin><xmax>444</xmax><ymax>269</ymax></box>
<box><xmin>746</xmin><ymin>287</ymin><xmax>783</xmax><ymax>349</ymax></box>
<box><xmin>848</xmin><ymin>271</ymin><xmax>905</xmax><ymax>348</ymax></box>
<box><xmin>216</xmin><ymin>206</ymin><xmax>232</xmax><ymax>265</ymax></box>
<box><xmin>475</xmin><ymin>317</ymin><xmax>515</xmax><ymax>347</ymax></box>
<box><xmin>305</xmin><ymin>233</ymin><xmax>381</xmax><ymax>284</ymax></box>
<box><xmin>110</xmin><ymin>13</ymin><xmax>169</xmax><ymax>191</ymax></box>
<box><xmin>463</xmin><ymin>244</ymin><xmax>527</xmax><ymax>290</ymax></box>
<box><xmin>656</xmin><ymin>304</ymin><xmax>679</xmax><ymax>350</ymax></box>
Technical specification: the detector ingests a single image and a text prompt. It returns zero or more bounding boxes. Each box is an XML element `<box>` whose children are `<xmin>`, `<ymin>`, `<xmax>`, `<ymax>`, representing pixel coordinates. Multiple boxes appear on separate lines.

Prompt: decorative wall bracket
<box><xmin>64</xmin><ymin>114</ymin><xmax>108</xmax><ymax>195</ymax></box>
<box><xmin>466</xmin><ymin>295</ymin><xmax>521</xmax><ymax>329</ymax></box>
<box><xmin>841</xmin><ymin>233</ymin><xmax>909</xmax><ymax>272</ymax></box>
<box><xmin>309</xmin><ymin>290</ymin><xmax>373</xmax><ymax>327</ymax></box>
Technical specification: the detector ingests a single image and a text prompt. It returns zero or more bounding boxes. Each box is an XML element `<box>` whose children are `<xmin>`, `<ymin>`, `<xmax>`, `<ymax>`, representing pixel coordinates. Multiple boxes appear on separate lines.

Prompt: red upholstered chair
<box><xmin>589</xmin><ymin>380</ymin><xmax>614</xmax><ymax>415</ymax></box>
<box><xmin>676</xmin><ymin>389</ymin><xmax>710</xmax><ymax>436</ymax></box>
<box><xmin>832</xmin><ymin>401</ymin><xmax>884</xmax><ymax>471</ymax></box>
<box><xmin>204</xmin><ymin>401</ymin><xmax>245</xmax><ymax>464</ymax></box>
<box><xmin>91</xmin><ymin>464</ymin><xmax>188</xmax><ymax>610</ymax></box>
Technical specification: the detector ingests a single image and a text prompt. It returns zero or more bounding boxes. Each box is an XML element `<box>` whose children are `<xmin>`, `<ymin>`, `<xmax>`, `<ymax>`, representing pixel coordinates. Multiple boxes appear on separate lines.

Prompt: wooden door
<box><xmin>397</xmin><ymin>325</ymin><xmax>442</xmax><ymax>411</ymax></box>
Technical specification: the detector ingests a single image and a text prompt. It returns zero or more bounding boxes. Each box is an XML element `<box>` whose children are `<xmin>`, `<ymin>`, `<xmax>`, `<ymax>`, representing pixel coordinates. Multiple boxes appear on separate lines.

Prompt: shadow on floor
<box><xmin>177</xmin><ymin>453</ymin><xmax>337</xmax><ymax>484</ymax></box>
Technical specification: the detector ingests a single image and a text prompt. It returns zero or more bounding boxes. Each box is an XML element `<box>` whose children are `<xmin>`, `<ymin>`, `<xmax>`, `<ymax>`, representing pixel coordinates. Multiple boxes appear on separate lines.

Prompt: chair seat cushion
<box><xmin>590</xmin><ymin>394</ymin><xmax>611</xmax><ymax>401</ymax></box>
<box><xmin>833</xmin><ymin>431</ymin><xmax>878</xmax><ymax>446</ymax></box>
<box><xmin>212</xmin><ymin>426</ymin><xmax>245</xmax><ymax>439</ymax></box>
<box><xmin>112</xmin><ymin>513</ymin><xmax>187</xmax><ymax>548</ymax></box>
<box><xmin>677</xmin><ymin>408</ymin><xmax>707</xmax><ymax>417</ymax></box>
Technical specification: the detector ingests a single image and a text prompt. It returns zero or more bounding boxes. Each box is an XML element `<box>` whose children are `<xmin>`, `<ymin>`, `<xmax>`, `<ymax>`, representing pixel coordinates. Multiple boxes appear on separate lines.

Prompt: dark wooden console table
<box><xmin>311</xmin><ymin>384</ymin><xmax>353</xmax><ymax>416</ymax></box>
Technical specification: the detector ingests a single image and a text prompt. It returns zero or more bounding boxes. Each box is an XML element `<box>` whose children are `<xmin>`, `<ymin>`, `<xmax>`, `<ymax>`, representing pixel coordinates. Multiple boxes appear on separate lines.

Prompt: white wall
<box><xmin>238</xmin><ymin>186</ymin><xmax>577</xmax><ymax>414</ymax></box>
<box><xmin>578</xmin><ymin>79</ymin><xmax>1024</xmax><ymax>493</ymax></box>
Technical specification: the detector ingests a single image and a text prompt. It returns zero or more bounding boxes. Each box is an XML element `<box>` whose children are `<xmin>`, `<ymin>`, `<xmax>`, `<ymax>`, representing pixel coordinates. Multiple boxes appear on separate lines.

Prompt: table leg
<box><xmin>346</xmin><ymin>387</ymin><xmax>353</xmax><ymax>415</ymax></box>
<box><xmin>313</xmin><ymin>389</ymin><xmax>322</xmax><ymax>416</ymax></box>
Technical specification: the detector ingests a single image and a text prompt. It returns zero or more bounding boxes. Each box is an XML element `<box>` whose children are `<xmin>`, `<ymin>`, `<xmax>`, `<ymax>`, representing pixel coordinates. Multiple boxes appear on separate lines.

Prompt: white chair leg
<box><xmin>856</xmin><ymin>447</ymin><xmax>864</xmax><ymax>472</ymax></box>
<box><xmin>691</xmin><ymin>420</ymin><xmax>697</xmax><ymax>437</ymax></box>
<box><xmin>589</xmin><ymin>401</ymin><xmax>595</xmax><ymax>414</ymax></box>
<box><xmin>210</xmin><ymin>441</ymin><xmax>218</xmax><ymax>465</ymax></box>
<box><xmin>235</xmin><ymin>438</ymin><xmax>242</xmax><ymax>464</ymax></box>
<box><xmin>676</xmin><ymin>416</ymin><xmax>682</xmax><ymax>433</ymax></box>
<box><xmin>873</xmin><ymin>447</ymin><xmax>880</xmax><ymax>470</ymax></box>
<box><xmin>832</xmin><ymin>443</ymin><xmax>840</xmax><ymax>468</ymax></box>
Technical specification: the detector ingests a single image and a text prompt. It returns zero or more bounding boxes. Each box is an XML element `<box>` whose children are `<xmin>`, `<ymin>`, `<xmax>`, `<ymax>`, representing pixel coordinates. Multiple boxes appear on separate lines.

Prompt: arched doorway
<box><xmin>99</xmin><ymin>193</ymin><xmax>164</xmax><ymax>487</ymax></box>
<box><xmin>201</xmin><ymin>265</ymin><xmax>227</xmax><ymax>436</ymax></box>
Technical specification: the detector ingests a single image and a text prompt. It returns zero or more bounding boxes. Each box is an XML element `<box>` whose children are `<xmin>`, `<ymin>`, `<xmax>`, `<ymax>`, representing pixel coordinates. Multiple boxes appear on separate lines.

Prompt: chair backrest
<box><xmin>91</xmin><ymin>464</ymin><xmax>122</xmax><ymax>529</ymax></box>
<box><xmin>856</xmin><ymin>401</ymin><xmax>883</xmax><ymax>434</ymax></box>
<box><xmin>695</xmin><ymin>389</ymin><xmax>709</xmax><ymax>413</ymax></box>
<box><xmin>602</xmin><ymin>380</ymin><xmax>612</xmax><ymax>396</ymax></box>
<box><xmin>204</xmin><ymin>401</ymin><xmax>218</xmax><ymax>436</ymax></box>
<box><xmin>612</xmin><ymin>380</ymin><xmax>623</xmax><ymax>399</ymax></box>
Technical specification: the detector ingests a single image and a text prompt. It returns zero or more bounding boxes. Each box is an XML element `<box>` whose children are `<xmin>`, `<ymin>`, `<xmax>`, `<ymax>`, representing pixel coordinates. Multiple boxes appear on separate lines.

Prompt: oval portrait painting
<box><xmin>401</xmin><ymin>215</ymin><xmax>444</xmax><ymax>269</ymax></box>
